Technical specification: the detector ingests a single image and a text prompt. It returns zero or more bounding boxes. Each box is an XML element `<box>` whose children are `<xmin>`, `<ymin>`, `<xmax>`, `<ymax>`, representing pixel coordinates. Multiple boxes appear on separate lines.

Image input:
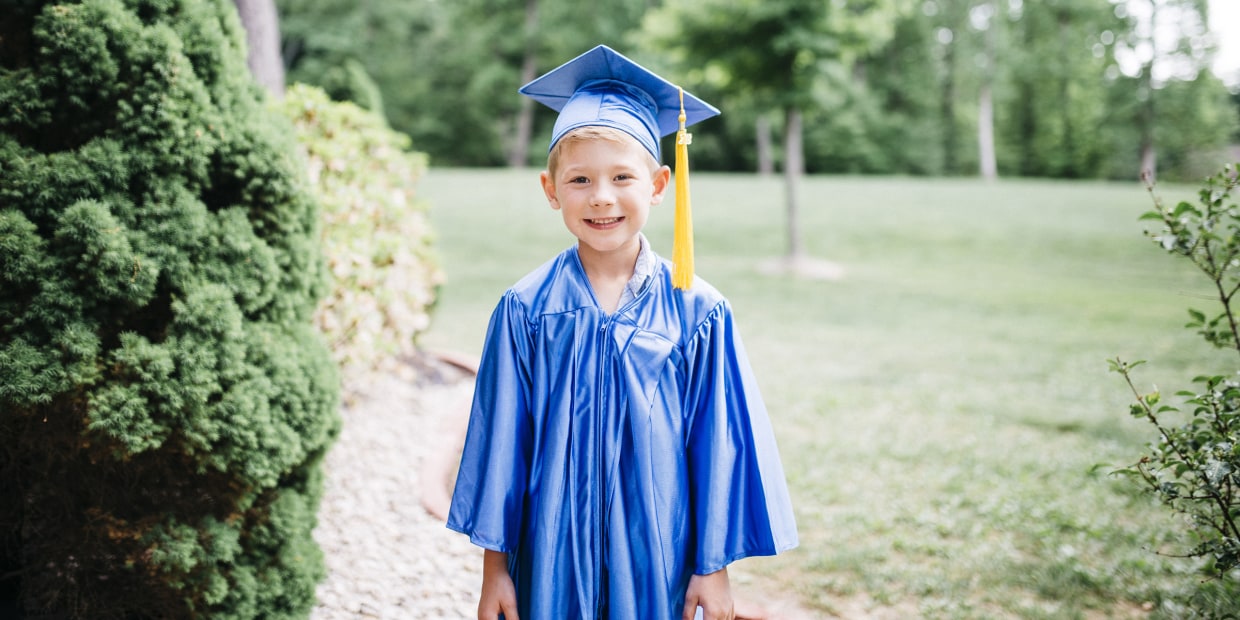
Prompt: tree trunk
<box><xmin>507</xmin><ymin>0</ymin><xmax>540</xmax><ymax>168</ymax></box>
<box><xmin>783</xmin><ymin>106</ymin><xmax>804</xmax><ymax>261</ymax></box>
<box><xmin>756</xmin><ymin>114</ymin><xmax>775</xmax><ymax>176</ymax></box>
<box><xmin>1015</xmin><ymin>16</ymin><xmax>1037</xmax><ymax>176</ymax></box>
<box><xmin>1057</xmin><ymin>15</ymin><xmax>1077</xmax><ymax>177</ymax></box>
<box><xmin>1137</xmin><ymin>68</ymin><xmax>1156</xmax><ymax>182</ymax></box>
<box><xmin>940</xmin><ymin>31</ymin><xmax>958</xmax><ymax>175</ymax></box>
<box><xmin>977</xmin><ymin>83</ymin><xmax>996</xmax><ymax>180</ymax></box>
<box><xmin>233</xmin><ymin>0</ymin><xmax>284</xmax><ymax>97</ymax></box>
<box><xmin>1137</xmin><ymin>0</ymin><xmax>1157</xmax><ymax>182</ymax></box>
<box><xmin>977</xmin><ymin>1</ymin><xmax>997</xmax><ymax>180</ymax></box>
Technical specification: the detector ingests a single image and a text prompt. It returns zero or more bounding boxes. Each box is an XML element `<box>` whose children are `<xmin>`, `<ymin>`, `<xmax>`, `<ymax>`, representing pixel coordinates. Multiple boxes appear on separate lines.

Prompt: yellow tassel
<box><xmin>672</xmin><ymin>88</ymin><xmax>694</xmax><ymax>290</ymax></box>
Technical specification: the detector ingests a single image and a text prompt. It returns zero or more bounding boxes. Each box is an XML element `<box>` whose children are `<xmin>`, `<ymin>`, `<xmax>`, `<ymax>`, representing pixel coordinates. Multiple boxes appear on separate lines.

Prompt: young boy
<box><xmin>447</xmin><ymin>45</ymin><xmax>798</xmax><ymax>620</ymax></box>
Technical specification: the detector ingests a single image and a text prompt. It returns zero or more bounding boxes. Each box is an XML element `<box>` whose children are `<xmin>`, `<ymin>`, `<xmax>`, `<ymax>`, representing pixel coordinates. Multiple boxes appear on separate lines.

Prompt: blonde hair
<box><xmin>547</xmin><ymin>126</ymin><xmax>661</xmax><ymax>176</ymax></box>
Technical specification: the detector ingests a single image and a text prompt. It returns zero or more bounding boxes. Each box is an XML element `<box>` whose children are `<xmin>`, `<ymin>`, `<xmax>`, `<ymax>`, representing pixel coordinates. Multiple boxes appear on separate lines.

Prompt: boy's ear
<box><xmin>539</xmin><ymin>170</ymin><xmax>560</xmax><ymax>210</ymax></box>
<box><xmin>650</xmin><ymin>165</ymin><xmax>672</xmax><ymax>205</ymax></box>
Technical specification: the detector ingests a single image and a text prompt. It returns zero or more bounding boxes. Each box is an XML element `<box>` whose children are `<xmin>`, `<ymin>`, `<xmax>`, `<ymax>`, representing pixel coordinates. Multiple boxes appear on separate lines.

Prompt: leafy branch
<box><xmin>1110</xmin><ymin>358</ymin><xmax>1240</xmax><ymax>573</ymax></box>
<box><xmin>1113</xmin><ymin>164</ymin><xmax>1240</xmax><ymax>589</ymax></box>
<box><xmin>1140</xmin><ymin>166</ymin><xmax>1240</xmax><ymax>351</ymax></box>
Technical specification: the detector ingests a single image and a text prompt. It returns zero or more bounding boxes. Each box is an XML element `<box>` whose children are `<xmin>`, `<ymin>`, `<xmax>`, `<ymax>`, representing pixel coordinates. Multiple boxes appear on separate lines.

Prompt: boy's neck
<box><xmin>578</xmin><ymin>239</ymin><xmax>640</xmax><ymax>280</ymax></box>
<box><xmin>578</xmin><ymin>237</ymin><xmax>642</xmax><ymax>313</ymax></box>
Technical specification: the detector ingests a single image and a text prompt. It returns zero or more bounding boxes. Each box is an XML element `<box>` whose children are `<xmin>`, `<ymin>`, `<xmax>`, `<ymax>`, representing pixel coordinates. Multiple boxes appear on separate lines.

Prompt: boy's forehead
<box><xmin>519</xmin><ymin>45</ymin><xmax>719</xmax><ymax>160</ymax></box>
<box><xmin>559</xmin><ymin>131</ymin><xmax>650</xmax><ymax>160</ymax></box>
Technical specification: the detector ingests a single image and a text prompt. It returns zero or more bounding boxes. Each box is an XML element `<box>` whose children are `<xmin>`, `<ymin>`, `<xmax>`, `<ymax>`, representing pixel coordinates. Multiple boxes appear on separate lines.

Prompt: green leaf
<box><xmin>1172</xmin><ymin>201</ymin><xmax>1199</xmax><ymax>218</ymax></box>
<box><xmin>1159</xmin><ymin>481</ymin><xmax>1182</xmax><ymax>498</ymax></box>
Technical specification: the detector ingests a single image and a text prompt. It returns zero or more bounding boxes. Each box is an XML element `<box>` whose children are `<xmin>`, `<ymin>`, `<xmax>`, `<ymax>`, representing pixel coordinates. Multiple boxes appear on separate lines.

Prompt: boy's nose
<box><xmin>590</xmin><ymin>183</ymin><xmax>616</xmax><ymax>206</ymax></box>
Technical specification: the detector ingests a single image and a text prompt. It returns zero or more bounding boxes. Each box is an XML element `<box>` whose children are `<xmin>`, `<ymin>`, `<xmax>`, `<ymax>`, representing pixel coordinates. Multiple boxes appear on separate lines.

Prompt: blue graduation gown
<box><xmin>447</xmin><ymin>246</ymin><xmax>798</xmax><ymax>619</ymax></box>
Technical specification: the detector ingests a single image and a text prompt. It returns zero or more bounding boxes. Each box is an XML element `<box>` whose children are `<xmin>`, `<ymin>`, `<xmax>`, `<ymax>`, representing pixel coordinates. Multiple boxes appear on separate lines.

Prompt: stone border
<box><xmin>418</xmin><ymin>350</ymin><xmax>478</xmax><ymax>522</ymax></box>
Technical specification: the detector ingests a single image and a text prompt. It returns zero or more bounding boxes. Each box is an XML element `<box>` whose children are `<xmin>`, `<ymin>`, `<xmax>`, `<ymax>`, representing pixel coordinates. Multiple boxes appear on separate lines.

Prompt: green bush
<box><xmin>1112</xmin><ymin>164</ymin><xmax>1240</xmax><ymax>617</ymax></box>
<box><xmin>276</xmin><ymin>84</ymin><xmax>442</xmax><ymax>381</ymax></box>
<box><xmin>0</xmin><ymin>1</ymin><xmax>339</xmax><ymax>617</ymax></box>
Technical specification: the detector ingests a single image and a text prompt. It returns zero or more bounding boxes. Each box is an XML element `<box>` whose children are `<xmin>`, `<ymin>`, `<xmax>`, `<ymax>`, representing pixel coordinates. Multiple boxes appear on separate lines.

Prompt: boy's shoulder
<box><xmin>504</xmin><ymin>246</ymin><xmax>592</xmax><ymax>315</ymax></box>
<box><xmin>651</xmin><ymin>254</ymin><xmax>729</xmax><ymax>320</ymax></box>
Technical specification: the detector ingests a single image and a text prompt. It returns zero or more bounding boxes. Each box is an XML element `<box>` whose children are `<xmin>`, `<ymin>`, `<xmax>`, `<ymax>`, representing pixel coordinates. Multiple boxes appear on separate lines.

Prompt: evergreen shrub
<box><xmin>277</xmin><ymin>84</ymin><xmax>442</xmax><ymax>381</ymax></box>
<box><xmin>0</xmin><ymin>0</ymin><xmax>340</xmax><ymax>617</ymax></box>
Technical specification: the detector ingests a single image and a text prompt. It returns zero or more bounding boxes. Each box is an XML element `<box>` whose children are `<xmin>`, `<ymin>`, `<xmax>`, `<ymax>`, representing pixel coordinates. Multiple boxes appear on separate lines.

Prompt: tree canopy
<box><xmin>278</xmin><ymin>0</ymin><xmax>1237</xmax><ymax>181</ymax></box>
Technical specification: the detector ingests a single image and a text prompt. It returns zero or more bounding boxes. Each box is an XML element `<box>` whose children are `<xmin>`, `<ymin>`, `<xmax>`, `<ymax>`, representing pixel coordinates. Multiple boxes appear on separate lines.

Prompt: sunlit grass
<box><xmin>418</xmin><ymin>168</ymin><xmax>1237</xmax><ymax>618</ymax></box>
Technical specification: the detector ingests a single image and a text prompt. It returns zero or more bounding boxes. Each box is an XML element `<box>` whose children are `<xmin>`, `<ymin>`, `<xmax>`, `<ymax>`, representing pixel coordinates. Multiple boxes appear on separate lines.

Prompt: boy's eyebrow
<box><xmin>555</xmin><ymin>164</ymin><xmax>588</xmax><ymax>176</ymax></box>
<box><xmin>558</xmin><ymin>162</ymin><xmax>644</xmax><ymax>176</ymax></box>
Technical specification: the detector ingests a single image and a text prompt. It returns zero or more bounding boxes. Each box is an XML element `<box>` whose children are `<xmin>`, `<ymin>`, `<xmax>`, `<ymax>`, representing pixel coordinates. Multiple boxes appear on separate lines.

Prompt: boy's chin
<box><xmin>575</xmin><ymin>235</ymin><xmax>641</xmax><ymax>256</ymax></box>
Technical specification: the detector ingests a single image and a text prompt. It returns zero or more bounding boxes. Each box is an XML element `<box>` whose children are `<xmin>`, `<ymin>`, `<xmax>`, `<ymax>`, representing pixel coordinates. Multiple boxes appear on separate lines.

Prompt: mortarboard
<box><xmin>520</xmin><ymin>45</ymin><xmax>718</xmax><ymax>289</ymax></box>
<box><xmin>519</xmin><ymin>45</ymin><xmax>719</xmax><ymax>161</ymax></box>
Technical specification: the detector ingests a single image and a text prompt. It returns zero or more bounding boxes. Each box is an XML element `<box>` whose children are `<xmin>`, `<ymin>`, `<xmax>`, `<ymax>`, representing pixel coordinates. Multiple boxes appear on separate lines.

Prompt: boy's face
<box><xmin>540</xmin><ymin>136</ymin><xmax>670</xmax><ymax>261</ymax></box>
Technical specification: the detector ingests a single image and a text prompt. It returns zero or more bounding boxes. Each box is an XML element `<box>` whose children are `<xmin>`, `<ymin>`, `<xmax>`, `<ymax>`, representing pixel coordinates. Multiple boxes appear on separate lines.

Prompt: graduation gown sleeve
<box><xmin>683</xmin><ymin>300</ymin><xmax>798</xmax><ymax>575</ymax></box>
<box><xmin>446</xmin><ymin>290</ymin><xmax>533</xmax><ymax>553</ymax></box>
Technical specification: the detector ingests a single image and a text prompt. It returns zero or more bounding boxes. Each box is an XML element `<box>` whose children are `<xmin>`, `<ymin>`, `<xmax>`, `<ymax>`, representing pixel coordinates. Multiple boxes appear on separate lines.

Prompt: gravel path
<box><xmin>311</xmin><ymin>358</ymin><xmax>481</xmax><ymax>620</ymax></box>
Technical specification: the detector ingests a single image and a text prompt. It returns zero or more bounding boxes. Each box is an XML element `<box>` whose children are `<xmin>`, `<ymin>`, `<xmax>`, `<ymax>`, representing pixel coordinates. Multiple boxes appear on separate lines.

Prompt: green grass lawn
<box><xmin>418</xmin><ymin>169</ymin><xmax>1238</xmax><ymax>618</ymax></box>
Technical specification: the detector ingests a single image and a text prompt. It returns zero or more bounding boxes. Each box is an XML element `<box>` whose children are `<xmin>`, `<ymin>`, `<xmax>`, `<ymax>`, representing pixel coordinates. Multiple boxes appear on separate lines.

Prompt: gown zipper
<box><xmin>595</xmin><ymin>314</ymin><xmax>611</xmax><ymax>619</ymax></box>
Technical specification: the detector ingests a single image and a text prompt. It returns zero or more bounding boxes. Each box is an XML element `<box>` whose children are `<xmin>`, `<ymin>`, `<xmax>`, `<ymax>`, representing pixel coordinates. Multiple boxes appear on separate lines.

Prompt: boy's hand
<box><xmin>478</xmin><ymin>550</ymin><xmax>519</xmax><ymax>620</ymax></box>
<box><xmin>683</xmin><ymin>567</ymin><xmax>734</xmax><ymax>620</ymax></box>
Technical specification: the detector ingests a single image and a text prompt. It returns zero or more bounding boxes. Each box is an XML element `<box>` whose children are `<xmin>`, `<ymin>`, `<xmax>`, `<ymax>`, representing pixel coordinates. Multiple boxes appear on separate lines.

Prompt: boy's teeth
<box><xmin>592</xmin><ymin>218</ymin><xmax>619</xmax><ymax>224</ymax></box>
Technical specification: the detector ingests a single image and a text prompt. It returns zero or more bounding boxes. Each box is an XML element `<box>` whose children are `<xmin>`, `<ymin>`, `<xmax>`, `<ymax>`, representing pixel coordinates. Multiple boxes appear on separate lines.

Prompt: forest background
<box><xmin>275</xmin><ymin>0</ymin><xmax>1240</xmax><ymax>183</ymax></box>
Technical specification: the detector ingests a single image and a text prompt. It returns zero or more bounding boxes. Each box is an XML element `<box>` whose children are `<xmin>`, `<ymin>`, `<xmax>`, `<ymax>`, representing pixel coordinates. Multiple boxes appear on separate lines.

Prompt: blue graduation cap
<box><xmin>519</xmin><ymin>45</ymin><xmax>720</xmax><ymax>160</ymax></box>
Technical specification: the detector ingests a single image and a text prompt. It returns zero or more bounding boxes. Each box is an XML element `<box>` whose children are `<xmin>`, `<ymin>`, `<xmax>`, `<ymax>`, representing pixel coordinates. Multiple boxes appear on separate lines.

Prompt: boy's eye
<box><xmin>569</xmin><ymin>176</ymin><xmax>589</xmax><ymax>184</ymax></box>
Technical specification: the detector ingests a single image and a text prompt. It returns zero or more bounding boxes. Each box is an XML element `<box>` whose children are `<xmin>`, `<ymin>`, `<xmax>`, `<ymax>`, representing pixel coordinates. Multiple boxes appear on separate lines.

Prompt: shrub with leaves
<box><xmin>0</xmin><ymin>0</ymin><xmax>339</xmax><ymax>617</ymax></box>
<box><xmin>1112</xmin><ymin>163</ymin><xmax>1240</xmax><ymax>613</ymax></box>
<box><xmin>277</xmin><ymin>84</ymin><xmax>443</xmax><ymax>380</ymax></box>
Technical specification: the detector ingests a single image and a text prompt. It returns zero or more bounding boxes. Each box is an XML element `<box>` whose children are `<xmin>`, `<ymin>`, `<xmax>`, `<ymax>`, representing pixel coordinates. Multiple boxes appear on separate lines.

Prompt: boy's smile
<box><xmin>585</xmin><ymin>217</ymin><xmax>623</xmax><ymax>227</ymax></box>
<box><xmin>540</xmin><ymin>136</ymin><xmax>670</xmax><ymax>263</ymax></box>
<box><xmin>582</xmin><ymin>216</ymin><xmax>630</xmax><ymax>233</ymax></box>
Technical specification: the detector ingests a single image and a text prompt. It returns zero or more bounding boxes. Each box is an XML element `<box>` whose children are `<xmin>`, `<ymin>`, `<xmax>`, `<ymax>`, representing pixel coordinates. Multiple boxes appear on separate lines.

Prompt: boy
<box><xmin>447</xmin><ymin>45</ymin><xmax>798</xmax><ymax>620</ymax></box>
